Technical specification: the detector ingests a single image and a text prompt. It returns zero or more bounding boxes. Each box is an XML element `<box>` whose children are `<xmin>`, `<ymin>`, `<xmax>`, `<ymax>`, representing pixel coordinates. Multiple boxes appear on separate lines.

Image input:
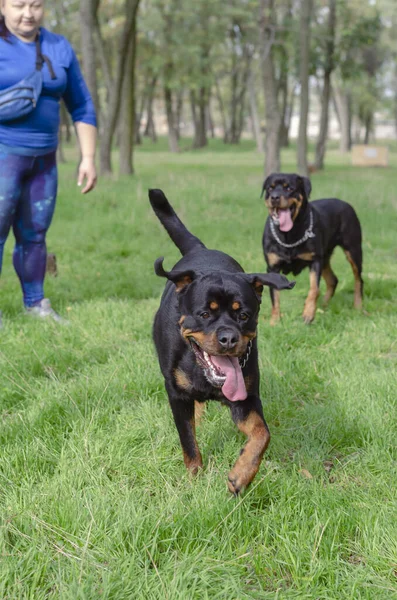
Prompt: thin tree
<box><xmin>259</xmin><ymin>0</ymin><xmax>281</xmax><ymax>175</ymax></box>
<box><xmin>119</xmin><ymin>9</ymin><xmax>140</xmax><ymax>176</ymax></box>
<box><xmin>162</xmin><ymin>0</ymin><xmax>180</xmax><ymax>153</ymax></box>
<box><xmin>95</xmin><ymin>0</ymin><xmax>140</xmax><ymax>175</ymax></box>
<box><xmin>248</xmin><ymin>69</ymin><xmax>264</xmax><ymax>153</ymax></box>
<box><xmin>79</xmin><ymin>0</ymin><xmax>100</xmax><ymax>118</ymax></box>
<box><xmin>297</xmin><ymin>0</ymin><xmax>313</xmax><ymax>177</ymax></box>
<box><xmin>314</xmin><ymin>0</ymin><xmax>336</xmax><ymax>169</ymax></box>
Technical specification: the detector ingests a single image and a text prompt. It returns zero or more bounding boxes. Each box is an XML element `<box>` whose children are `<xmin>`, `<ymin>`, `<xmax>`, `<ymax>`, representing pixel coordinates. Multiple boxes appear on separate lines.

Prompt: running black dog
<box><xmin>149</xmin><ymin>189</ymin><xmax>295</xmax><ymax>494</ymax></box>
<box><xmin>261</xmin><ymin>173</ymin><xmax>363</xmax><ymax>324</ymax></box>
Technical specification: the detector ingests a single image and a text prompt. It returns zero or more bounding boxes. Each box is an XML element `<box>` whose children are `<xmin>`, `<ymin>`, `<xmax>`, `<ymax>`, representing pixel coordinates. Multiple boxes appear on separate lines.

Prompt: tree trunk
<box><xmin>98</xmin><ymin>0</ymin><xmax>140</xmax><ymax>175</ymax></box>
<box><xmin>280</xmin><ymin>84</ymin><xmax>296</xmax><ymax>148</ymax></box>
<box><xmin>190</xmin><ymin>89</ymin><xmax>199</xmax><ymax>142</ymax></box>
<box><xmin>277</xmin><ymin>44</ymin><xmax>289</xmax><ymax>149</ymax></box>
<box><xmin>227</xmin><ymin>48</ymin><xmax>239</xmax><ymax>144</ymax></box>
<box><xmin>79</xmin><ymin>0</ymin><xmax>100</xmax><ymax>118</ymax></box>
<box><xmin>364</xmin><ymin>113</ymin><xmax>373</xmax><ymax>144</ymax></box>
<box><xmin>207</xmin><ymin>103</ymin><xmax>215</xmax><ymax>138</ymax></box>
<box><xmin>143</xmin><ymin>76</ymin><xmax>158</xmax><ymax>142</ymax></box>
<box><xmin>175</xmin><ymin>89</ymin><xmax>184</xmax><ymax>140</ymax></box>
<box><xmin>196</xmin><ymin>87</ymin><xmax>208</xmax><ymax>147</ymax></box>
<box><xmin>248</xmin><ymin>70</ymin><xmax>264</xmax><ymax>153</ymax></box>
<box><xmin>297</xmin><ymin>0</ymin><xmax>313</xmax><ymax>177</ymax></box>
<box><xmin>334</xmin><ymin>87</ymin><xmax>352</xmax><ymax>153</ymax></box>
<box><xmin>394</xmin><ymin>59</ymin><xmax>397</xmax><ymax>137</ymax></box>
<box><xmin>135</xmin><ymin>89</ymin><xmax>147</xmax><ymax>145</ymax></box>
<box><xmin>191</xmin><ymin>88</ymin><xmax>208</xmax><ymax>148</ymax></box>
<box><xmin>214</xmin><ymin>77</ymin><xmax>228</xmax><ymax>141</ymax></box>
<box><xmin>164</xmin><ymin>84</ymin><xmax>179</xmax><ymax>153</ymax></box>
<box><xmin>314</xmin><ymin>0</ymin><xmax>336</xmax><ymax>169</ymax></box>
<box><xmin>395</xmin><ymin>82</ymin><xmax>397</xmax><ymax>137</ymax></box>
<box><xmin>259</xmin><ymin>0</ymin><xmax>281</xmax><ymax>175</ymax></box>
<box><xmin>119</xmin><ymin>13</ymin><xmax>138</xmax><ymax>176</ymax></box>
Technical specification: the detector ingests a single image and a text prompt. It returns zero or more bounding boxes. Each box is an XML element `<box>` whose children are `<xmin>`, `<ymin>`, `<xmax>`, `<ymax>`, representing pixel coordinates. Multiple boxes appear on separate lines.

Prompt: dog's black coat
<box><xmin>149</xmin><ymin>188</ymin><xmax>294</xmax><ymax>493</ymax></box>
<box><xmin>261</xmin><ymin>173</ymin><xmax>363</xmax><ymax>323</ymax></box>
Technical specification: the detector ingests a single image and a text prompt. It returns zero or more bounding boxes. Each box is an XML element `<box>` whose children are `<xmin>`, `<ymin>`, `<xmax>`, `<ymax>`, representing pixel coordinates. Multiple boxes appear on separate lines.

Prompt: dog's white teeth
<box><xmin>203</xmin><ymin>351</ymin><xmax>212</xmax><ymax>367</ymax></box>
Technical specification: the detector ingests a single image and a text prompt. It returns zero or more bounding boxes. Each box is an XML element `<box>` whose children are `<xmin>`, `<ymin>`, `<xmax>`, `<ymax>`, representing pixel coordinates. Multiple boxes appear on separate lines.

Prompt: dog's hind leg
<box><xmin>344</xmin><ymin>248</ymin><xmax>363</xmax><ymax>309</ymax></box>
<box><xmin>340</xmin><ymin>206</ymin><xmax>363</xmax><ymax>309</ymax></box>
<box><xmin>168</xmin><ymin>393</ymin><xmax>203</xmax><ymax>474</ymax></box>
<box><xmin>322</xmin><ymin>261</ymin><xmax>338</xmax><ymax>306</ymax></box>
<box><xmin>227</xmin><ymin>398</ymin><xmax>270</xmax><ymax>495</ymax></box>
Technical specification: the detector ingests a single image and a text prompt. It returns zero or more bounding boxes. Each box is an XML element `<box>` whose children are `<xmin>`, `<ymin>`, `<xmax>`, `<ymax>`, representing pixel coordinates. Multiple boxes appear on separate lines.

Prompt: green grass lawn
<box><xmin>0</xmin><ymin>138</ymin><xmax>396</xmax><ymax>599</ymax></box>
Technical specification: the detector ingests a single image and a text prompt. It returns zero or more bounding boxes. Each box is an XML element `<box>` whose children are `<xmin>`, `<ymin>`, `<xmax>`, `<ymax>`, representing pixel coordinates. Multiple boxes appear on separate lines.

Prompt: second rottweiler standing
<box><xmin>261</xmin><ymin>173</ymin><xmax>363</xmax><ymax>324</ymax></box>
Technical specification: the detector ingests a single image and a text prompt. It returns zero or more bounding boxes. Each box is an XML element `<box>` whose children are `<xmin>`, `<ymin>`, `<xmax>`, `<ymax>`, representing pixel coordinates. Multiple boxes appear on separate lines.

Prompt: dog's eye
<box><xmin>239</xmin><ymin>312</ymin><xmax>249</xmax><ymax>321</ymax></box>
<box><xmin>200</xmin><ymin>312</ymin><xmax>210</xmax><ymax>319</ymax></box>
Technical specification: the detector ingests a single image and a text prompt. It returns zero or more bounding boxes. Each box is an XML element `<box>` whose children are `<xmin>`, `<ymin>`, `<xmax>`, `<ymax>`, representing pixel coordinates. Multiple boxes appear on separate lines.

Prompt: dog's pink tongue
<box><xmin>210</xmin><ymin>356</ymin><xmax>247</xmax><ymax>402</ymax></box>
<box><xmin>278</xmin><ymin>209</ymin><xmax>293</xmax><ymax>232</ymax></box>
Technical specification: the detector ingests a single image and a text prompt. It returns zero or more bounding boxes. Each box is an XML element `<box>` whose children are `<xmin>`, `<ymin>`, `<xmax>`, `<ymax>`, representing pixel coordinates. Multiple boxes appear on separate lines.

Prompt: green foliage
<box><xmin>336</xmin><ymin>5</ymin><xmax>382</xmax><ymax>82</ymax></box>
<box><xmin>0</xmin><ymin>141</ymin><xmax>397</xmax><ymax>597</ymax></box>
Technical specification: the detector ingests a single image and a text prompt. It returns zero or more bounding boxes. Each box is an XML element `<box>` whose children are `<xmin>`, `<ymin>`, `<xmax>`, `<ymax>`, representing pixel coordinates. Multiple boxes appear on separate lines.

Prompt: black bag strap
<box><xmin>35</xmin><ymin>33</ymin><xmax>56</xmax><ymax>80</ymax></box>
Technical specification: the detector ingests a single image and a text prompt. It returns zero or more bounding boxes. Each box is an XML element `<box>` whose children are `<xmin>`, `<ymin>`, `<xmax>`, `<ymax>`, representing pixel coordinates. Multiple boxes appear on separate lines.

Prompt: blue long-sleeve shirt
<box><xmin>0</xmin><ymin>27</ymin><xmax>97</xmax><ymax>154</ymax></box>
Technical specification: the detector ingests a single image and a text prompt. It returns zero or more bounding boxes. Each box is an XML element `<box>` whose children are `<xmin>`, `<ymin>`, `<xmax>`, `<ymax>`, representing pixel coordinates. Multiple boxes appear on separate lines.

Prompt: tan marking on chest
<box><xmin>267</xmin><ymin>252</ymin><xmax>282</xmax><ymax>267</ymax></box>
<box><xmin>297</xmin><ymin>252</ymin><xmax>315</xmax><ymax>261</ymax></box>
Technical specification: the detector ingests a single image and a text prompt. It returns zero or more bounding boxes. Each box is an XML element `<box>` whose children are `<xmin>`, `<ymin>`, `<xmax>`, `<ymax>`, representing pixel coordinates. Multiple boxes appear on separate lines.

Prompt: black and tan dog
<box><xmin>261</xmin><ymin>173</ymin><xmax>363</xmax><ymax>324</ymax></box>
<box><xmin>149</xmin><ymin>189</ymin><xmax>295</xmax><ymax>494</ymax></box>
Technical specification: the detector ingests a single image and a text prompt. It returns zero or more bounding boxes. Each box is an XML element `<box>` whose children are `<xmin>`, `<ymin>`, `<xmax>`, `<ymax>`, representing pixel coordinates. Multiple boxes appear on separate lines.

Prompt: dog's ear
<box><xmin>243</xmin><ymin>272</ymin><xmax>296</xmax><ymax>299</ymax></box>
<box><xmin>260</xmin><ymin>175</ymin><xmax>272</xmax><ymax>199</ymax></box>
<box><xmin>299</xmin><ymin>176</ymin><xmax>312</xmax><ymax>199</ymax></box>
<box><xmin>154</xmin><ymin>257</ymin><xmax>196</xmax><ymax>292</ymax></box>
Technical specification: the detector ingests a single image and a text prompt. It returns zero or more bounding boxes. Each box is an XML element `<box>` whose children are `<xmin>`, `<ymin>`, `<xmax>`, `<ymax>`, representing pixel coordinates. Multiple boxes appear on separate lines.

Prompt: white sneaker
<box><xmin>25</xmin><ymin>298</ymin><xmax>69</xmax><ymax>324</ymax></box>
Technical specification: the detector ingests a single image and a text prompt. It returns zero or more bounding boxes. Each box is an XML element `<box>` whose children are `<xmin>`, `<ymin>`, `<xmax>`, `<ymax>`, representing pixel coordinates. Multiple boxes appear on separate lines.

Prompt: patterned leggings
<box><xmin>0</xmin><ymin>149</ymin><xmax>57</xmax><ymax>307</ymax></box>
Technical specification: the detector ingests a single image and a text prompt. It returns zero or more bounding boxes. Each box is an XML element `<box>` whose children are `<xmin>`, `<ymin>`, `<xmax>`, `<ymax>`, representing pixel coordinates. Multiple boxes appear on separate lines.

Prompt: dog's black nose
<box><xmin>217</xmin><ymin>330</ymin><xmax>239</xmax><ymax>350</ymax></box>
<box><xmin>270</xmin><ymin>193</ymin><xmax>280</xmax><ymax>203</ymax></box>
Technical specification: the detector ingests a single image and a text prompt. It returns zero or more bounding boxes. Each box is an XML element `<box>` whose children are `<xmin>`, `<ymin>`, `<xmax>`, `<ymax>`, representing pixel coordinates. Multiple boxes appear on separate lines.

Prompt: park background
<box><xmin>0</xmin><ymin>0</ymin><xmax>397</xmax><ymax>598</ymax></box>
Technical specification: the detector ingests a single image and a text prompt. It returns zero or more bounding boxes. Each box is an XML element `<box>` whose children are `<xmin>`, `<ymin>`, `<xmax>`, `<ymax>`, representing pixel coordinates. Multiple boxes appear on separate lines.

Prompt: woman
<box><xmin>0</xmin><ymin>0</ymin><xmax>97</xmax><ymax>326</ymax></box>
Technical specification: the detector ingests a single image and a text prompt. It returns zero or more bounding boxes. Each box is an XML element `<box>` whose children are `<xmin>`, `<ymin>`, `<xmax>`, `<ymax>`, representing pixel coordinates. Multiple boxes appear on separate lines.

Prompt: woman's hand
<box><xmin>77</xmin><ymin>156</ymin><xmax>97</xmax><ymax>194</ymax></box>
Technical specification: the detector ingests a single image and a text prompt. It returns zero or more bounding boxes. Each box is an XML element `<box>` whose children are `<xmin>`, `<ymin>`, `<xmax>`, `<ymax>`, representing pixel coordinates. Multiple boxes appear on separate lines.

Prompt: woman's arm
<box><xmin>62</xmin><ymin>40</ymin><xmax>98</xmax><ymax>194</ymax></box>
<box><xmin>75</xmin><ymin>121</ymin><xmax>97</xmax><ymax>194</ymax></box>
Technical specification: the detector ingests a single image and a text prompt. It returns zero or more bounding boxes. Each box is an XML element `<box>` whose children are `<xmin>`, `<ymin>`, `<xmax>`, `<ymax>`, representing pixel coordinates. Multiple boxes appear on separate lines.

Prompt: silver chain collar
<box><xmin>239</xmin><ymin>339</ymin><xmax>253</xmax><ymax>369</ymax></box>
<box><xmin>269</xmin><ymin>208</ymin><xmax>315</xmax><ymax>248</ymax></box>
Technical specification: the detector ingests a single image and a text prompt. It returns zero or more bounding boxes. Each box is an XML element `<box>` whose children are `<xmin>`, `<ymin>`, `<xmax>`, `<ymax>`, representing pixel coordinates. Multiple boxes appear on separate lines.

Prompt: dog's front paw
<box><xmin>302</xmin><ymin>302</ymin><xmax>316</xmax><ymax>324</ymax></box>
<box><xmin>183</xmin><ymin>452</ymin><xmax>203</xmax><ymax>475</ymax></box>
<box><xmin>227</xmin><ymin>466</ymin><xmax>256</xmax><ymax>495</ymax></box>
<box><xmin>302</xmin><ymin>312</ymin><xmax>315</xmax><ymax>324</ymax></box>
<box><xmin>227</xmin><ymin>472</ymin><xmax>244</xmax><ymax>495</ymax></box>
<box><xmin>270</xmin><ymin>314</ymin><xmax>281</xmax><ymax>326</ymax></box>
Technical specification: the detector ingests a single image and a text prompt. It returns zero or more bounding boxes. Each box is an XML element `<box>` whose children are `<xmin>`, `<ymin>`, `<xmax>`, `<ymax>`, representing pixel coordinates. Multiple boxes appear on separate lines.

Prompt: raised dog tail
<box><xmin>149</xmin><ymin>189</ymin><xmax>206</xmax><ymax>256</ymax></box>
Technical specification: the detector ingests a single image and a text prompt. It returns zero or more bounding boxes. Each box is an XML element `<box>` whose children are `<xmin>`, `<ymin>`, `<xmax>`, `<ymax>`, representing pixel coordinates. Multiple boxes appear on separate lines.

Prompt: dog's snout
<box><xmin>217</xmin><ymin>329</ymin><xmax>239</xmax><ymax>350</ymax></box>
<box><xmin>270</xmin><ymin>193</ymin><xmax>280</xmax><ymax>204</ymax></box>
